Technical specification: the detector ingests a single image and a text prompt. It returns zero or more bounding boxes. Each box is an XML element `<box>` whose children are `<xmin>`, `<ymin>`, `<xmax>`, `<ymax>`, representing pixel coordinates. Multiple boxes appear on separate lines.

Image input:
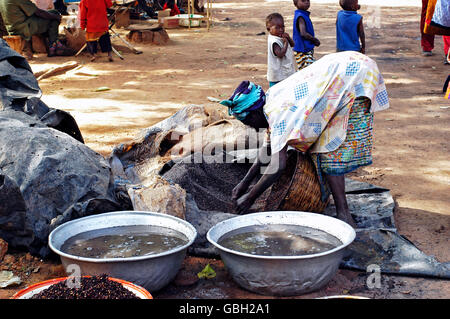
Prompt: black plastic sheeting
<box><xmin>0</xmin><ymin>39</ymin><xmax>84</xmax><ymax>143</ymax></box>
<box><xmin>0</xmin><ymin>39</ymin><xmax>40</xmax><ymax>110</ymax></box>
<box><xmin>0</xmin><ymin>40</ymin><xmax>132</xmax><ymax>257</ymax></box>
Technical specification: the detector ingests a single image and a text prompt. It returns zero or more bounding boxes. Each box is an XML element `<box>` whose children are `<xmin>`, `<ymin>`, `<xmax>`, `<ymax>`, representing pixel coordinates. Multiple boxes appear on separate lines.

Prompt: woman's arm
<box><xmin>235</xmin><ymin>145</ymin><xmax>288</xmax><ymax>214</ymax></box>
<box><xmin>232</xmin><ymin>143</ymin><xmax>270</xmax><ymax>202</ymax></box>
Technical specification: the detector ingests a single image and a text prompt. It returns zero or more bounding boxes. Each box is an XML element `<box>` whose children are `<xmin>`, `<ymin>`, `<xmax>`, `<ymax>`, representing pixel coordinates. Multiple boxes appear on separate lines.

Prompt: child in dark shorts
<box><xmin>292</xmin><ymin>0</ymin><xmax>320</xmax><ymax>70</ymax></box>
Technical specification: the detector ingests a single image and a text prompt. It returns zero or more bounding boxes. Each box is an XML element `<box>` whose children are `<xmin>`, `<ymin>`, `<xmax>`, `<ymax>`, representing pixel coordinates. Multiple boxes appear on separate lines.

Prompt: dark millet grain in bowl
<box><xmin>30</xmin><ymin>274</ymin><xmax>140</xmax><ymax>299</ymax></box>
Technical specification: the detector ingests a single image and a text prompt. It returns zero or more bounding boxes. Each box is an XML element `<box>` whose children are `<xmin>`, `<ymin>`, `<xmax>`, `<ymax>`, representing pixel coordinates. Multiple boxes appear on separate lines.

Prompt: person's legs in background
<box><xmin>26</xmin><ymin>14</ymin><xmax>67</xmax><ymax>57</ymax></box>
<box><xmin>98</xmin><ymin>32</ymin><xmax>113</xmax><ymax>62</ymax></box>
<box><xmin>86</xmin><ymin>40</ymin><xmax>98</xmax><ymax>61</ymax></box>
<box><xmin>45</xmin><ymin>18</ymin><xmax>60</xmax><ymax>46</ymax></box>
<box><xmin>444</xmin><ymin>36</ymin><xmax>450</xmax><ymax>64</ymax></box>
<box><xmin>421</xmin><ymin>0</ymin><xmax>434</xmax><ymax>55</ymax></box>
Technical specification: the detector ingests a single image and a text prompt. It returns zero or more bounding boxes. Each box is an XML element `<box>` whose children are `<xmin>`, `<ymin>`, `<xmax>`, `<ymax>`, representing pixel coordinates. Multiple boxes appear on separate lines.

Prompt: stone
<box><xmin>173</xmin><ymin>268</ymin><xmax>199</xmax><ymax>287</ymax></box>
<box><xmin>127</xmin><ymin>29</ymin><xmax>170</xmax><ymax>45</ymax></box>
<box><xmin>127</xmin><ymin>175</ymin><xmax>186</xmax><ymax>220</ymax></box>
<box><xmin>152</xmin><ymin>31</ymin><xmax>162</xmax><ymax>45</ymax></box>
<box><xmin>31</xmin><ymin>35</ymin><xmax>47</xmax><ymax>53</ymax></box>
<box><xmin>2</xmin><ymin>254</ymin><xmax>15</xmax><ymax>264</ymax></box>
<box><xmin>141</xmin><ymin>31</ymin><xmax>154</xmax><ymax>43</ymax></box>
<box><xmin>0</xmin><ymin>238</ymin><xmax>7</xmax><ymax>262</ymax></box>
<box><xmin>131</xmin><ymin>31</ymin><xmax>142</xmax><ymax>43</ymax></box>
<box><xmin>158</xmin><ymin>29</ymin><xmax>170</xmax><ymax>44</ymax></box>
<box><xmin>0</xmin><ymin>271</ymin><xmax>21</xmax><ymax>288</ymax></box>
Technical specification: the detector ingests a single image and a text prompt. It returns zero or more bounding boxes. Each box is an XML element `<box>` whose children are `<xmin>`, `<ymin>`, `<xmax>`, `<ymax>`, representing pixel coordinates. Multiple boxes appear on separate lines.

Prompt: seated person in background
<box><xmin>0</xmin><ymin>0</ymin><xmax>71</xmax><ymax>56</ymax></box>
<box><xmin>163</xmin><ymin>0</ymin><xmax>180</xmax><ymax>16</ymax></box>
<box><xmin>136</xmin><ymin>0</ymin><xmax>157</xmax><ymax>19</ymax></box>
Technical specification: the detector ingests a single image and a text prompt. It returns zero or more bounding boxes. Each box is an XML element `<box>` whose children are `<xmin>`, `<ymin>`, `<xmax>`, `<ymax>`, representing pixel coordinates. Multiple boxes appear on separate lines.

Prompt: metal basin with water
<box><xmin>207</xmin><ymin>211</ymin><xmax>355</xmax><ymax>296</ymax></box>
<box><xmin>49</xmin><ymin>211</ymin><xmax>197</xmax><ymax>293</ymax></box>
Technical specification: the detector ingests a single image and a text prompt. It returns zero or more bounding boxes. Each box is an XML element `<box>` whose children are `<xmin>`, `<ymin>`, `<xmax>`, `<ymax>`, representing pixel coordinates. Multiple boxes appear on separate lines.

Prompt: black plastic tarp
<box><xmin>0</xmin><ymin>40</ymin><xmax>131</xmax><ymax>257</ymax></box>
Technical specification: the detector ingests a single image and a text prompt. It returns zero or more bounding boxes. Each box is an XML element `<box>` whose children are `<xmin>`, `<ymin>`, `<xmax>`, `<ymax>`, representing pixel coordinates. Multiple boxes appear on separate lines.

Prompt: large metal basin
<box><xmin>207</xmin><ymin>211</ymin><xmax>355</xmax><ymax>296</ymax></box>
<box><xmin>49</xmin><ymin>211</ymin><xmax>197</xmax><ymax>293</ymax></box>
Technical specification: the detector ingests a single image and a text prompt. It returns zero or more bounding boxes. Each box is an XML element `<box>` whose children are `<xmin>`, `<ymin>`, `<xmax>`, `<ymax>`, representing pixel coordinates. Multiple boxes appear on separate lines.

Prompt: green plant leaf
<box><xmin>197</xmin><ymin>264</ymin><xmax>216</xmax><ymax>279</ymax></box>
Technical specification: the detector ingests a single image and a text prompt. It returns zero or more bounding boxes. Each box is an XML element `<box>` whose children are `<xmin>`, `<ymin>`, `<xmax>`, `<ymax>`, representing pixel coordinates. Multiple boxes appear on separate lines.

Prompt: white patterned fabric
<box><xmin>263</xmin><ymin>51</ymin><xmax>389</xmax><ymax>154</ymax></box>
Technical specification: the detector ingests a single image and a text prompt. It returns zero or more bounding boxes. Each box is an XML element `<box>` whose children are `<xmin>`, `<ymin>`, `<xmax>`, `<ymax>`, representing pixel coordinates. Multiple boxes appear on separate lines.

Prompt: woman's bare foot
<box><xmin>90</xmin><ymin>55</ymin><xmax>97</xmax><ymax>62</ymax></box>
<box><xmin>337</xmin><ymin>210</ymin><xmax>357</xmax><ymax>229</ymax></box>
<box><xmin>108</xmin><ymin>52</ymin><xmax>113</xmax><ymax>62</ymax></box>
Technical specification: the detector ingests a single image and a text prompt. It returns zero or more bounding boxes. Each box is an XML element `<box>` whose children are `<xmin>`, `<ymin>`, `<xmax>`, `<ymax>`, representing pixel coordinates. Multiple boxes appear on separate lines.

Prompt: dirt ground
<box><xmin>1</xmin><ymin>0</ymin><xmax>449</xmax><ymax>299</ymax></box>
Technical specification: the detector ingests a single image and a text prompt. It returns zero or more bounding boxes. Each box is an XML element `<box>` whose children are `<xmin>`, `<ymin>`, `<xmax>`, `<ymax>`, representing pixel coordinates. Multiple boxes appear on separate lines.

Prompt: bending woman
<box><xmin>220</xmin><ymin>51</ymin><xmax>390</xmax><ymax>228</ymax></box>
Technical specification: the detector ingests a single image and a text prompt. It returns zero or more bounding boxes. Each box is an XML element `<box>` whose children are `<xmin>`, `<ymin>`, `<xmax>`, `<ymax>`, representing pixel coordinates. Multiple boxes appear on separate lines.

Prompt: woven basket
<box><xmin>264</xmin><ymin>151</ymin><xmax>330</xmax><ymax>213</ymax></box>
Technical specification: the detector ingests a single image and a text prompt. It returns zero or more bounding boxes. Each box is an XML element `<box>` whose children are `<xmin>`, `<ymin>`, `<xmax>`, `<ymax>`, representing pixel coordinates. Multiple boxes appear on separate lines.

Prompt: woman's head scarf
<box><xmin>220</xmin><ymin>81</ymin><xmax>266</xmax><ymax>121</ymax></box>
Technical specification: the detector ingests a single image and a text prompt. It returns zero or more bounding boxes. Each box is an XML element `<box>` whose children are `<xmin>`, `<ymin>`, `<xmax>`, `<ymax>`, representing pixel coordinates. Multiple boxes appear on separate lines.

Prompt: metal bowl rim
<box><xmin>48</xmin><ymin>211</ymin><xmax>197</xmax><ymax>263</ymax></box>
<box><xmin>206</xmin><ymin>211</ymin><xmax>356</xmax><ymax>260</ymax></box>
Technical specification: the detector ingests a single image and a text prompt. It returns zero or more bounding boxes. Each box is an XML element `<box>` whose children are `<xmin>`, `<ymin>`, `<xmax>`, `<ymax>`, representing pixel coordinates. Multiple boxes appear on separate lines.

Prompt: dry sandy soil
<box><xmin>1</xmin><ymin>0</ymin><xmax>449</xmax><ymax>299</ymax></box>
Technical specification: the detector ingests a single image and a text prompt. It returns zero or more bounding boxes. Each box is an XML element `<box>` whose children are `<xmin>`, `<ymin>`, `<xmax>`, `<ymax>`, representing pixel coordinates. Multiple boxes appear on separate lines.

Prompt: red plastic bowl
<box><xmin>11</xmin><ymin>276</ymin><xmax>153</xmax><ymax>299</ymax></box>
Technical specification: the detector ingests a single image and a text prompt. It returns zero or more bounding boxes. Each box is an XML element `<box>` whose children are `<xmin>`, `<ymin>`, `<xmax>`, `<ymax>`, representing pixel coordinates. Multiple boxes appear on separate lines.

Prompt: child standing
<box><xmin>336</xmin><ymin>0</ymin><xmax>365</xmax><ymax>54</ymax></box>
<box><xmin>292</xmin><ymin>0</ymin><xmax>320</xmax><ymax>70</ymax></box>
<box><xmin>266</xmin><ymin>13</ymin><xmax>296</xmax><ymax>87</ymax></box>
<box><xmin>80</xmin><ymin>0</ymin><xmax>114</xmax><ymax>62</ymax></box>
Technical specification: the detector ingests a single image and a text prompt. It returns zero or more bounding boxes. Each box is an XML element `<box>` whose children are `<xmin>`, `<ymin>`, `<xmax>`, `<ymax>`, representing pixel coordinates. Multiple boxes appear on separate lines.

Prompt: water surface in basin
<box><xmin>61</xmin><ymin>225</ymin><xmax>189</xmax><ymax>259</ymax></box>
<box><xmin>218</xmin><ymin>224</ymin><xmax>342</xmax><ymax>256</ymax></box>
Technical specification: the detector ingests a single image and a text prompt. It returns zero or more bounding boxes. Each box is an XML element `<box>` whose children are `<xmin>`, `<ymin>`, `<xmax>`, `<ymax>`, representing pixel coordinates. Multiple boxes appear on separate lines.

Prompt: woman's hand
<box><xmin>235</xmin><ymin>192</ymin><xmax>256</xmax><ymax>215</ymax></box>
<box><xmin>232</xmin><ymin>181</ymin><xmax>248</xmax><ymax>202</ymax></box>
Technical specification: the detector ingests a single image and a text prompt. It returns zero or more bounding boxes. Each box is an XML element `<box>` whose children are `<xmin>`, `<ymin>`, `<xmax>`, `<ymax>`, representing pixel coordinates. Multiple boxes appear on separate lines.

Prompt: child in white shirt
<box><xmin>266</xmin><ymin>13</ymin><xmax>297</xmax><ymax>87</ymax></box>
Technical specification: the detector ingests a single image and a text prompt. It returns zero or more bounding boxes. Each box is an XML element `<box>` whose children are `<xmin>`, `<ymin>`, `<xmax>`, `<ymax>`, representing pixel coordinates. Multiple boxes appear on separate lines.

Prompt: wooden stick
<box><xmin>75</xmin><ymin>43</ymin><xmax>87</xmax><ymax>57</ymax></box>
<box><xmin>36</xmin><ymin>61</ymin><xmax>80</xmax><ymax>81</ymax></box>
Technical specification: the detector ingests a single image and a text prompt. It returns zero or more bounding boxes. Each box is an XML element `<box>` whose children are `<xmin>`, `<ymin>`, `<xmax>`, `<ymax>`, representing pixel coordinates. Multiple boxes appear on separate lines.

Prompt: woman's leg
<box><xmin>325</xmin><ymin>174</ymin><xmax>356</xmax><ymax>228</ymax></box>
<box><xmin>316</xmin><ymin>97</ymin><xmax>373</xmax><ymax>228</ymax></box>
